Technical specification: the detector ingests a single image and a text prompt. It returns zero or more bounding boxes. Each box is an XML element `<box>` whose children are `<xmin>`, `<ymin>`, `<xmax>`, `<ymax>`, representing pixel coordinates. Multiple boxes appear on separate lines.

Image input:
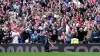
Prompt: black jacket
<box><xmin>0</xmin><ymin>29</ymin><xmax>4</xmax><ymax>41</ymax></box>
<box><xmin>21</xmin><ymin>31</ymin><xmax>30</xmax><ymax>40</ymax></box>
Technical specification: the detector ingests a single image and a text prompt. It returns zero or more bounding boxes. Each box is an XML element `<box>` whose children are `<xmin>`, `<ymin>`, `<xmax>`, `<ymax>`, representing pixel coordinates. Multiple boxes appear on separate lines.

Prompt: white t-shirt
<box><xmin>66</xmin><ymin>24</ymin><xmax>70</xmax><ymax>34</ymax></box>
<box><xmin>12</xmin><ymin>31</ymin><xmax>19</xmax><ymax>43</ymax></box>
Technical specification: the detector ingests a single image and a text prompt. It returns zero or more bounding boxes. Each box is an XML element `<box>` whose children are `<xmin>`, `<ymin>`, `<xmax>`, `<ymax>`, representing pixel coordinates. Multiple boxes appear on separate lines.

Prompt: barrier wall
<box><xmin>0</xmin><ymin>44</ymin><xmax>100</xmax><ymax>52</ymax></box>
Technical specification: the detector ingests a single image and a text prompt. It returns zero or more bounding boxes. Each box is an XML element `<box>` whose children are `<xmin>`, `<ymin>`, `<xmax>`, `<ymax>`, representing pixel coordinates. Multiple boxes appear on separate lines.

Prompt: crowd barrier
<box><xmin>0</xmin><ymin>44</ymin><xmax>100</xmax><ymax>52</ymax></box>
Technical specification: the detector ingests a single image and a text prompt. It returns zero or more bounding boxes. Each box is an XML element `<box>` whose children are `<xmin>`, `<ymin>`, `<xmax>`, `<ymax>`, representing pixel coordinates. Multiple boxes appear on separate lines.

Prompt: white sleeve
<box><xmin>11</xmin><ymin>32</ymin><xmax>14</xmax><ymax>37</ymax></box>
<box><xmin>17</xmin><ymin>33</ymin><xmax>20</xmax><ymax>36</ymax></box>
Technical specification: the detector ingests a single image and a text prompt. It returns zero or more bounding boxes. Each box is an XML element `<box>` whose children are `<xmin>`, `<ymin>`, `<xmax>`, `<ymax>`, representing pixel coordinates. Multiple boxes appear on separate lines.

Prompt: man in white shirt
<box><xmin>11</xmin><ymin>28</ymin><xmax>20</xmax><ymax>43</ymax></box>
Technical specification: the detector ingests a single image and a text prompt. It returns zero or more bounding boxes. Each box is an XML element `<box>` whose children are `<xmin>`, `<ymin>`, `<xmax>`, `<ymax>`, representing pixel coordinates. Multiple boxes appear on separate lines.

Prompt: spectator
<box><xmin>31</xmin><ymin>30</ymin><xmax>39</xmax><ymax>44</ymax></box>
<box><xmin>0</xmin><ymin>15</ymin><xmax>4</xmax><ymax>25</ymax></box>
<box><xmin>3</xmin><ymin>27</ymin><xmax>12</xmax><ymax>43</ymax></box>
<box><xmin>0</xmin><ymin>26</ymin><xmax>4</xmax><ymax>44</ymax></box>
<box><xmin>77</xmin><ymin>28</ymin><xmax>87</xmax><ymax>44</ymax></box>
<box><xmin>40</xmin><ymin>30</ymin><xmax>46</xmax><ymax>44</ymax></box>
<box><xmin>58</xmin><ymin>32</ymin><xmax>66</xmax><ymax>44</ymax></box>
<box><xmin>11</xmin><ymin>28</ymin><xmax>20</xmax><ymax>43</ymax></box>
<box><xmin>50</xmin><ymin>30</ymin><xmax>57</xmax><ymax>43</ymax></box>
<box><xmin>21</xmin><ymin>29</ymin><xmax>30</xmax><ymax>43</ymax></box>
<box><xmin>65</xmin><ymin>30</ymin><xmax>73</xmax><ymax>44</ymax></box>
<box><xmin>0</xmin><ymin>0</ymin><xmax>100</xmax><ymax>44</ymax></box>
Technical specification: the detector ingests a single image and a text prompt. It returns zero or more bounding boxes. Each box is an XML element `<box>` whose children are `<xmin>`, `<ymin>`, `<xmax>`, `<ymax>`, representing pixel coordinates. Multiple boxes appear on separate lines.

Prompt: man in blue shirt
<box><xmin>31</xmin><ymin>30</ymin><xmax>39</xmax><ymax>44</ymax></box>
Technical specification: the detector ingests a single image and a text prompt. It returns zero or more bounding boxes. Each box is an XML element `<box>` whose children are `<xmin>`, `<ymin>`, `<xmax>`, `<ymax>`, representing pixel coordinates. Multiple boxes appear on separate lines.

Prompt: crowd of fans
<box><xmin>0</xmin><ymin>0</ymin><xmax>100</xmax><ymax>44</ymax></box>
